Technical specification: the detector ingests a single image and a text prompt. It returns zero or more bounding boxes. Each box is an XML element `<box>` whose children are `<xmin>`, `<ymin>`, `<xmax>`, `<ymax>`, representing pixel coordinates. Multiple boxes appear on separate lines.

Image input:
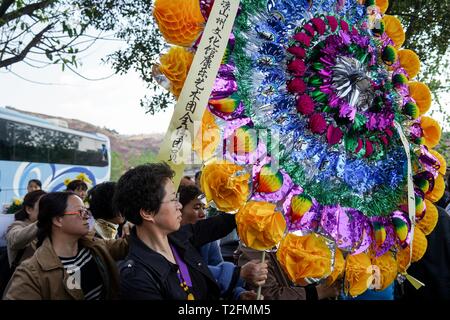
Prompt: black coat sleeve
<box><xmin>182</xmin><ymin>213</ymin><xmax>237</xmax><ymax>248</ymax></box>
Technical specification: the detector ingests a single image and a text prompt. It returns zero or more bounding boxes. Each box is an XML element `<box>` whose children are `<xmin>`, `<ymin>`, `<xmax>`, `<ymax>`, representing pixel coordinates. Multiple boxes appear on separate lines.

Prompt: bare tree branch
<box><xmin>0</xmin><ymin>0</ymin><xmax>56</xmax><ymax>27</ymax></box>
<box><xmin>0</xmin><ymin>23</ymin><xmax>52</xmax><ymax>68</ymax></box>
<box><xmin>0</xmin><ymin>0</ymin><xmax>15</xmax><ymax>17</ymax></box>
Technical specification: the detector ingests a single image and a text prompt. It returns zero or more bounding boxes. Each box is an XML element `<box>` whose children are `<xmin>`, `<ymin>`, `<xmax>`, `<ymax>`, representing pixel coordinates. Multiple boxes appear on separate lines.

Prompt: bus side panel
<box><xmin>0</xmin><ymin>160</ymin><xmax>109</xmax><ymax>207</ymax></box>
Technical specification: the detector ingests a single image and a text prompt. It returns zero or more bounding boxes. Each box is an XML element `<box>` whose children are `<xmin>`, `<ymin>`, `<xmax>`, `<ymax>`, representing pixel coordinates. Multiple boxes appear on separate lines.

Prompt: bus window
<box><xmin>0</xmin><ymin>118</ymin><xmax>108</xmax><ymax>167</ymax></box>
<box><xmin>0</xmin><ymin>119</ymin><xmax>12</xmax><ymax>160</ymax></box>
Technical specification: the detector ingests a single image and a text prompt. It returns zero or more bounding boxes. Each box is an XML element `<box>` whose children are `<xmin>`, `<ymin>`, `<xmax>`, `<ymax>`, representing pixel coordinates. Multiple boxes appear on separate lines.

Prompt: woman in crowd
<box><xmin>6</xmin><ymin>190</ymin><xmax>47</xmax><ymax>267</ymax></box>
<box><xmin>66</xmin><ymin>180</ymin><xmax>88</xmax><ymax>201</ymax></box>
<box><xmin>178</xmin><ymin>185</ymin><xmax>268</xmax><ymax>300</ymax></box>
<box><xmin>27</xmin><ymin>179</ymin><xmax>42</xmax><ymax>193</ymax></box>
<box><xmin>3</xmin><ymin>192</ymin><xmax>128</xmax><ymax>300</ymax></box>
<box><xmin>115</xmin><ymin>163</ymin><xmax>253</xmax><ymax>300</ymax></box>
<box><xmin>86</xmin><ymin>182</ymin><xmax>125</xmax><ymax>240</ymax></box>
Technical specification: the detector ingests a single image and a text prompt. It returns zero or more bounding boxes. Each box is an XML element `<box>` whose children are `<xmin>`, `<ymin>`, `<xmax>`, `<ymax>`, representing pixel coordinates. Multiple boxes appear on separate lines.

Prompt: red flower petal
<box><xmin>365</xmin><ymin>140</ymin><xmax>373</xmax><ymax>157</ymax></box>
<box><xmin>309</xmin><ymin>113</ymin><xmax>327</xmax><ymax>134</ymax></box>
<box><xmin>287</xmin><ymin>46</ymin><xmax>306</xmax><ymax>58</ymax></box>
<box><xmin>326</xmin><ymin>125</ymin><xmax>343</xmax><ymax>145</ymax></box>
<box><xmin>355</xmin><ymin>138</ymin><xmax>363</xmax><ymax>153</ymax></box>
<box><xmin>380</xmin><ymin>135</ymin><xmax>389</xmax><ymax>146</ymax></box>
<box><xmin>303</xmin><ymin>23</ymin><xmax>315</xmax><ymax>37</ymax></box>
<box><xmin>288</xmin><ymin>78</ymin><xmax>307</xmax><ymax>94</ymax></box>
<box><xmin>296</xmin><ymin>94</ymin><xmax>315</xmax><ymax>115</ymax></box>
<box><xmin>287</xmin><ymin>59</ymin><xmax>306</xmax><ymax>76</ymax></box>
<box><xmin>385</xmin><ymin>128</ymin><xmax>393</xmax><ymax>137</ymax></box>
<box><xmin>326</xmin><ymin>16</ymin><xmax>338</xmax><ymax>32</ymax></box>
<box><xmin>311</xmin><ymin>18</ymin><xmax>326</xmax><ymax>35</ymax></box>
<box><xmin>293</xmin><ymin>32</ymin><xmax>311</xmax><ymax>47</ymax></box>
<box><xmin>340</xmin><ymin>20</ymin><xmax>349</xmax><ymax>32</ymax></box>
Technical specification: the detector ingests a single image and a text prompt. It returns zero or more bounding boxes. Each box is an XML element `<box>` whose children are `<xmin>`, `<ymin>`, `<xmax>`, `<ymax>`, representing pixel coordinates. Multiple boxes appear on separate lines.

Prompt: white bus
<box><xmin>0</xmin><ymin>107</ymin><xmax>111</xmax><ymax>245</ymax></box>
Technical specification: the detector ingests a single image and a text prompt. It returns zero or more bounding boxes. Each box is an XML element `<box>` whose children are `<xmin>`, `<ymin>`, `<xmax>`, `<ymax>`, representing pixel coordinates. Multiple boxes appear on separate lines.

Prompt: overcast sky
<box><xmin>0</xmin><ymin>41</ymin><xmax>173</xmax><ymax>136</ymax></box>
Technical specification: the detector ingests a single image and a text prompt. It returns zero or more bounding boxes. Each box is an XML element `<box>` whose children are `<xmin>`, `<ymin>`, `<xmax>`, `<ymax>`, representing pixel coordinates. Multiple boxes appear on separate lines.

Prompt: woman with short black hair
<box><xmin>115</xmin><ymin>163</ymin><xmax>238</xmax><ymax>300</ymax></box>
<box><xmin>3</xmin><ymin>192</ymin><xmax>128</xmax><ymax>300</ymax></box>
<box><xmin>27</xmin><ymin>179</ymin><xmax>42</xmax><ymax>193</ymax></box>
<box><xmin>66</xmin><ymin>180</ymin><xmax>88</xmax><ymax>201</ymax></box>
<box><xmin>87</xmin><ymin>182</ymin><xmax>125</xmax><ymax>240</ymax></box>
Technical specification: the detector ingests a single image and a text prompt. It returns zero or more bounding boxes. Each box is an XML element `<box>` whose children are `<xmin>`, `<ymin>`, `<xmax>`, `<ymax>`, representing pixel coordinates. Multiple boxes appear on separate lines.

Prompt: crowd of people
<box><xmin>0</xmin><ymin>164</ymin><xmax>449</xmax><ymax>300</ymax></box>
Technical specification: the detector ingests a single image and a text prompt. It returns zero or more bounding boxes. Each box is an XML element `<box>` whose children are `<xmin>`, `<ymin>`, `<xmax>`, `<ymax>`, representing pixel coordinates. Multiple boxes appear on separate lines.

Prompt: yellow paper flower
<box><xmin>397</xmin><ymin>246</ymin><xmax>411</xmax><ymax>273</ymax></box>
<box><xmin>420</xmin><ymin>116</ymin><xmax>441</xmax><ymax>148</ymax></box>
<box><xmin>327</xmin><ymin>248</ymin><xmax>345</xmax><ymax>286</ymax></box>
<box><xmin>409</xmin><ymin>82</ymin><xmax>432</xmax><ymax>115</ymax></box>
<box><xmin>64</xmin><ymin>178</ymin><xmax>72</xmax><ymax>186</ymax></box>
<box><xmin>344</xmin><ymin>253</ymin><xmax>372</xmax><ymax>297</ymax></box>
<box><xmin>277</xmin><ymin>233</ymin><xmax>332</xmax><ymax>285</ymax></box>
<box><xmin>193</xmin><ymin>110</ymin><xmax>220</xmax><ymax>160</ymax></box>
<box><xmin>153</xmin><ymin>0</ymin><xmax>205</xmax><ymax>47</ymax></box>
<box><xmin>159</xmin><ymin>46</ymin><xmax>194</xmax><ymax>98</ymax></box>
<box><xmin>236</xmin><ymin>201</ymin><xmax>286</xmax><ymax>250</ymax></box>
<box><xmin>371</xmin><ymin>252</ymin><xmax>397</xmax><ymax>291</ymax></box>
<box><xmin>201</xmin><ymin>160</ymin><xmax>250</xmax><ymax>212</ymax></box>
<box><xmin>398</xmin><ymin>49</ymin><xmax>420</xmax><ymax>79</ymax></box>
<box><xmin>75</xmin><ymin>173</ymin><xmax>92</xmax><ymax>185</ymax></box>
<box><xmin>429</xmin><ymin>149</ymin><xmax>447</xmax><ymax>175</ymax></box>
<box><xmin>411</xmin><ymin>227</ymin><xmax>427</xmax><ymax>263</ymax></box>
<box><xmin>417</xmin><ymin>199</ymin><xmax>438</xmax><ymax>235</ymax></box>
<box><xmin>382</xmin><ymin>15</ymin><xmax>405</xmax><ymax>49</ymax></box>
<box><xmin>425</xmin><ymin>174</ymin><xmax>445</xmax><ymax>203</ymax></box>
<box><xmin>13</xmin><ymin>198</ymin><xmax>23</xmax><ymax>206</ymax></box>
<box><xmin>376</xmin><ymin>0</ymin><xmax>389</xmax><ymax>14</ymax></box>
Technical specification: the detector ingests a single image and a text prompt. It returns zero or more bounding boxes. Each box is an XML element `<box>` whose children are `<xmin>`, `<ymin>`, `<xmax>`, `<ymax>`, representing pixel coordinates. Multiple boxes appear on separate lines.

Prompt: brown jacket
<box><xmin>238</xmin><ymin>245</ymin><xmax>307</xmax><ymax>300</ymax></box>
<box><xmin>6</xmin><ymin>220</ymin><xmax>38</xmax><ymax>267</ymax></box>
<box><xmin>3</xmin><ymin>235</ymin><xmax>128</xmax><ymax>300</ymax></box>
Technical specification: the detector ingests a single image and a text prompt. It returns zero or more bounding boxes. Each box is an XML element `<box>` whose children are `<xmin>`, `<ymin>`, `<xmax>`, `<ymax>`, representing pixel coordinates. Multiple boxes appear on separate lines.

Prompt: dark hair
<box><xmin>195</xmin><ymin>171</ymin><xmax>201</xmax><ymax>180</ymax></box>
<box><xmin>178</xmin><ymin>185</ymin><xmax>202</xmax><ymax>207</ymax></box>
<box><xmin>14</xmin><ymin>190</ymin><xmax>47</xmax><ymax>221</ymax></box>
<box><xmin>66</xmin><ymin>180</ymin><xmax>88</xmax><ymax>192</ymax></box>
<box><xmin>114</xmin><ymin>163</ymin><xmax>174</xmax><ymax>225</ymax></box>
<box><xmin>36</xmin><ymin>192</ymin><xmax>74</xmax><ymax>247</ymax></box>
<box><xmin>87</xmin><ymin>182</ymin><xmax>120</xmax><ymax>220</ymax></box>
<box><xmin>28</xmin><ymin>179</ymin><xmax>42</xmax><ymax>188</ymax></box>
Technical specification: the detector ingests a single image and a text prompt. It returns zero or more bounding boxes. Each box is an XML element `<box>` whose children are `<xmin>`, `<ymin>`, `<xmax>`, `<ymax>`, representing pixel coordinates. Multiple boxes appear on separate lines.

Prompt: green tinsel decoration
<box><xmin>281</xmin><ymin>157</ymin><xmax>407</xmax><ymax>217</ymax></box>
<box><xmin>308</xmin><ymin>75</ymin><xmax>323</xmax><ymax>87</ymax></box>
<box><xmin>353</xmin><ymin>114</ymin><xmax>367</xmax><ymax>130</ymax></box>
<box><xmin>310</xmin><ymin>90</ymin><xmax>328</xmax><ymax>103</ymax></box>
<box><xmin>382</xmin><ymin>45</ymin><xmax>398</xmax><ymax>65</ymax></box>
<box><xmin>392</xmin><ymin>73</ymin><xmax>408</xmax><ymax>86</ymax></box>
<box><xmin>232</xmin><ymin>0</ymin><xmax>267</xmax><ymax>117</ymax></box>
<box><xmin>404</xmin><ymin>102</ymin><xmax>420</xmax><ymax>119</ymax></box>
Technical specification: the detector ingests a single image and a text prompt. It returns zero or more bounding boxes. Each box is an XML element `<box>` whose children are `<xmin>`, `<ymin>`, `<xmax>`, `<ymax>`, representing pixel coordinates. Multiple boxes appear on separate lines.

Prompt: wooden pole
<box><xmin>256</xmin><ymin>251</ymin><xmax>266</xmax><ymax>300</ymax></box>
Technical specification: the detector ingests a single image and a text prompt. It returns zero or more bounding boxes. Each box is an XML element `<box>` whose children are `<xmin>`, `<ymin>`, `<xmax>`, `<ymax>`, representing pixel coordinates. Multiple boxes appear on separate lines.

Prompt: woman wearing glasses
<box><xmin>3</xmin><ymin>192</ymin><xmax>128</xmax><ymax>300</ymax></box>
<box><xmin>115</xmin><ymin>163</ymin><xmax>242</xmax><ymax>300</ymax></box>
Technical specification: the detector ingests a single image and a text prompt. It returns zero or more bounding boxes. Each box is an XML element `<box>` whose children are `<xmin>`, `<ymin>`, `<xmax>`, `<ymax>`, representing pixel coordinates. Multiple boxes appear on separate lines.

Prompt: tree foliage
<box><xmin>0</xmin><ymin>0</ymin><xmax>105</xmax><ymax>70</ymax></box>
<box><xmin>386</xmin><ymin>0</ymin><xmax>450</xmax><ymax>125</ymax></box>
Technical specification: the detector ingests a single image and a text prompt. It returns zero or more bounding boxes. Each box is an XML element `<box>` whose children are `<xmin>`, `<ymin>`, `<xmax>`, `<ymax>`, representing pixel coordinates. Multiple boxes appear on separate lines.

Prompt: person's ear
<box><xmin>140</xmin><ymin>209</ymin><xmax>155</xmax><ymax>223</ymax></box>
<box><xmin>25</xmin><ymin>206</ymin><xmax>33</xmax><ymax>216</ymax></box>
<box><xmin>52</xmin><ymin>216</ymin><xmax>64</xmax><ymax>228</ymax></box>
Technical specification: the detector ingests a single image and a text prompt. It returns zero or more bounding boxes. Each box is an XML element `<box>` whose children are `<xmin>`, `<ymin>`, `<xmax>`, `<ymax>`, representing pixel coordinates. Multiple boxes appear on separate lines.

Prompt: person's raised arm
<box><xmin>184</xmin><ymin>212</ymin><xmax>236</xmax><ymax>248</ymax></box>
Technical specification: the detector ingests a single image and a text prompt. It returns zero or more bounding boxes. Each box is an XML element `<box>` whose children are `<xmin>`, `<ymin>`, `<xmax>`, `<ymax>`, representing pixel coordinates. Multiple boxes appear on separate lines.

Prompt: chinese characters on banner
<box><xmin>157</xmin><ymin>0</ymin><xmax>240</xmax><ymax>188</ymax></box>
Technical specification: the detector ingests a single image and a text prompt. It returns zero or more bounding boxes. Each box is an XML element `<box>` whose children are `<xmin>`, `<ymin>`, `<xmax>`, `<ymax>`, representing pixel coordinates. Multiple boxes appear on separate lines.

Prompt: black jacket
<box><xmin>401</xmin><ymin>206</ymin><xmax>450</xmax><ymax>299</ymax></box>
<box><xmin>119</xmin><ymin>213</ymin><xmax>237</xmax><ymax>300</ymax></box>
